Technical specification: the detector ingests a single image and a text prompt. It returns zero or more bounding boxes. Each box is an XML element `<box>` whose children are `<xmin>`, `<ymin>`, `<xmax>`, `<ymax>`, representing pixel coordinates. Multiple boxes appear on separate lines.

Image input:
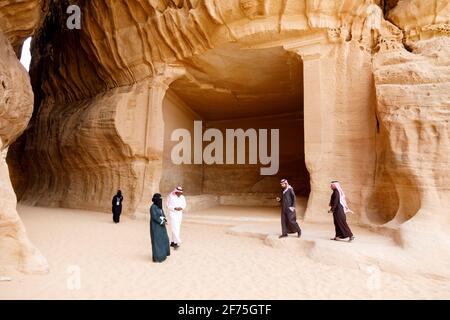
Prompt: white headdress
<box><xmin>332</xmin><ymin>181</ymin><xmax>353</xmax><ymax>214</ymax></box>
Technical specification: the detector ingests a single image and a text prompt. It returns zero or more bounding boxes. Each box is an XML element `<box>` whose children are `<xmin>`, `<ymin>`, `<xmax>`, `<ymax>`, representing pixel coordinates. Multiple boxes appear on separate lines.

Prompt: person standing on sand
<box><xmin>276</xmin><ymin>179</ymin><xmax>301</xmax><ymax>239</ymax></box>
<box><xmin>328</xmin><ymin>181</ymin><xmax>355</xmax><ymax>242</ymax></box>
<box><xmin>150</xmin><ymin>193</ymin><xmax>171</xmax><ymax>263</ymax></box>
<box><xmin>111</xmin><ymin>190</ymin><xmax>123</xmax><ymax>223</ymax></box>
<box><xmin>166</xmin><ymin>186</ymin><xmax>186</xmax><ymax>250</ymax></box>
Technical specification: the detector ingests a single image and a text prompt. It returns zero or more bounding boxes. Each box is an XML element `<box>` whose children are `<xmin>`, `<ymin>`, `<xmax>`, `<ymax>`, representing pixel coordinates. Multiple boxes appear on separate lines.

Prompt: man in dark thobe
<box><xmin>150</xmin><ymin>193</ymin><xmax>171</xmax><ymax>263</ymax></box>
<box><xmin>112</xmin><ymin>190</ymin><xmax>123</xmax><ymax>223</ymax></box>
<box><xmin>277</xmin><ymin>179</ymin><xmax>301</xmax><ymax>238</ymax></box>
<box><xmin>329</xmin><ymin>181</ymin><xmax>355</xmax><ymax>242</ymax></box>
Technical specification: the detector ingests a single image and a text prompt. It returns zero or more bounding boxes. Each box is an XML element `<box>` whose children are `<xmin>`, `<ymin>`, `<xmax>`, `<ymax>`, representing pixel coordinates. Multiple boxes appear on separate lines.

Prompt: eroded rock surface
<box><xmin>1</xmin><ymin>0</ymin><xmax>449</xmax><ymax>273</ymax></box>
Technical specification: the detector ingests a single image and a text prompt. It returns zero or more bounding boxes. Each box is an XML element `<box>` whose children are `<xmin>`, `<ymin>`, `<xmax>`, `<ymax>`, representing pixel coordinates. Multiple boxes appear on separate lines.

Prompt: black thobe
<box><xmin>329</xmin><ymin>189</ymin><xmax>353</xmax><ymax>238</ymax></box>
<box><xmin>150</xmin><ymin>204</ymin><xmax>170</xmax><ymax>263</ymax></box>
<box><xmin>112</xmin><ymin>195</ymin><xmax>123</xmax><ymax>223</ymax></box>
<box><xmin>280</xmin><ymin>187</ymin><xmax>301</xmax><ymax>235</ymax></box>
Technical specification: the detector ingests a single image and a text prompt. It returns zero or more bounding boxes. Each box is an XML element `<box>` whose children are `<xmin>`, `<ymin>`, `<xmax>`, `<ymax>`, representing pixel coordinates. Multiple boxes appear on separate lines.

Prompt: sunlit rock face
<box><xmin>0</xmin><ymin>0</ymin><xmax>45</xmax><ymax>54</ymax></box>
<box><xmin>0</xmin><ymin>0</ymin><xmax>48</xmax><ymax>274</ymax></box>
<box><xmin>371</xmin><ymin>1</ymin><xmax>450</xmax><ymax>247</ymax></box>
<box><xmin>1</xmin><ymin>0</ymin><xmax>449</xmax><ymax>273</ymax></box>
<box><xmin>387</xmin><ymin>0</ymin><xmax>449</xmax><ymax>42</ymax></box>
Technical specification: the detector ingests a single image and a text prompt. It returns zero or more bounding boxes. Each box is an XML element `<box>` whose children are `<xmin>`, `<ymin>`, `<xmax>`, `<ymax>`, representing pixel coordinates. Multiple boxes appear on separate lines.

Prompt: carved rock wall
<box><xmin>1</xmin><ymin>1</ymin><xmax>449</xmax><ymax>275</ymax></box>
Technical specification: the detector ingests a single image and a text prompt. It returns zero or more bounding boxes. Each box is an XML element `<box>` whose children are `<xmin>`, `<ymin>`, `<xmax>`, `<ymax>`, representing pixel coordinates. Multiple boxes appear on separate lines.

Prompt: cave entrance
<box><xmin>161</xmin><ymin>43</ymin><xmax>310</xmax><ymax>218</ymax></box>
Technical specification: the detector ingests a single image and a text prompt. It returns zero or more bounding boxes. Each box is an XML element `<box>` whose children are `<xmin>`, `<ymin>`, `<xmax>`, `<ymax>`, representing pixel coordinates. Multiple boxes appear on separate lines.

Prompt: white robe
<box><xmin>166</xmin><ymin>194</ymin><xmax>187</xmax><ymax>244</ymax></box>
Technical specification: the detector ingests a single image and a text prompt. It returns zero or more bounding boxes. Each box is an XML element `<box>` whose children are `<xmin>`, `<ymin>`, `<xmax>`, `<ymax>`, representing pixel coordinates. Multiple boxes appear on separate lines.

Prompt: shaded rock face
<box><xmin>370</xmin><ymin>1</ymin><xmax>450</xmax><ymax>249</ymax></box>
<box><xmin>0</xmin><ymin>0</ymin><xmax>49</xmax><ymax>274</ymax></box>
<box><xmin>0</xmin><ymin>0</ymin><xmax>46</xmax><ymax>54</ymax></box>
<box><xmin>0</xmin><ymin>0</ymin><xmax>449</xmax><ymax>273</ymax></box>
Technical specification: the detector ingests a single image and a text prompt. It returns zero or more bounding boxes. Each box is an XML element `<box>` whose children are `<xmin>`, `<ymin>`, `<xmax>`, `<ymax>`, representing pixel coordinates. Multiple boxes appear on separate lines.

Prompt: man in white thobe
<box><xmin>166</xmin><ymin>186</ymin><xmax>186</xmax><ymax>249</ymax></box>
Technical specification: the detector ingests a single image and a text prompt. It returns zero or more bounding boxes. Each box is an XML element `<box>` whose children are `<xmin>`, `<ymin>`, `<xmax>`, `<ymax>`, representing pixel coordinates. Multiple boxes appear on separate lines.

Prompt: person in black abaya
<box><xmin>276</xmin><ymin>179</ymin><xmax>301</xmax><ymax>239</ymax></box>
<box><xmin>329</xmin><ymin>181</ymin><xmax>355</xmax><ymax>242</ymax></box>
<box><xmin>149</xmin><ymin>193</ymin><xmax>170</xmax><ymax>263</ymax></box>
<box><xmin>112</xmin><ymin>190</ymin><xmax>123</xmax><ymax>223</ymax></box>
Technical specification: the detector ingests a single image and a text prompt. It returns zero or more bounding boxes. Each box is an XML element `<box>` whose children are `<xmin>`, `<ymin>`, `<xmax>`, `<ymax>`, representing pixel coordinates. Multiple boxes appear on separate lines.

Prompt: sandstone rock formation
<box><xmin>371</xmin><ymin>1</ymin><xmax>450</xmax><ymax>249</ymax></box>
<box><xmin>1</xmin><ymin>0</ymin><xmax>449</xmax><ymax>273</ymax></box>
<box><xmin>0</xmin><ymin>0</ymin><xmax>48</xmax><ymax>273</ymax></box>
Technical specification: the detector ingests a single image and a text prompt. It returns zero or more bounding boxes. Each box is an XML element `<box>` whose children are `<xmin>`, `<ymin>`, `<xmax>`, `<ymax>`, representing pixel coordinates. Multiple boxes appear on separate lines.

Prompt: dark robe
<box><xmin>329</xmin><ymin>189</ymin><xmax>353</xmax><ymax>238</ymax></box>
<box><xmin>150</xmin><ymin>204</ymin><xmax>170</xmax><ymax>263</ymax></box>
<box><xmin>280</xmin><ymin>187</ymin><xmax>301</xmax><ymax>236</ymax></box>
<box><xmin>112</xmin><ymin>195</ymin><xmax>123</xmax><ymax>223</ymax></box>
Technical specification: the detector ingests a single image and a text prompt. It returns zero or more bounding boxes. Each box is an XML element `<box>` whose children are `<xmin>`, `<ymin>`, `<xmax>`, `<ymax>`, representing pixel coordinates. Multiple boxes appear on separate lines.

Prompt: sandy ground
<box><xmin>1</xmin><ymin>205</ymin><xmax>449</xmax><ymax>300</ymax></box>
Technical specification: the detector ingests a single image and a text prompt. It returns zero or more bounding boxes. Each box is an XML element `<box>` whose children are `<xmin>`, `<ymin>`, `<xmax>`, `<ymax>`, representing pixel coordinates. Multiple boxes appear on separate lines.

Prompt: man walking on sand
<box><xmin>276</xmin><ymin>179</ymin><xmax>301</xmax><ymax>239</ymax></box>
<box><xmin>166</xmin><ymin>186</ymin><xmax>186</xmax><ymax>250</ymax></box>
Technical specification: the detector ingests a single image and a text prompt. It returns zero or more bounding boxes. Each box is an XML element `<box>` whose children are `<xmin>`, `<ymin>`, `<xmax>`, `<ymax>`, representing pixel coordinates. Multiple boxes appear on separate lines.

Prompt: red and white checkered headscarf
<box><xmin>170</xmin><ymin>186</ymin><xmax>183</xmax><ymax>195</ymax></box>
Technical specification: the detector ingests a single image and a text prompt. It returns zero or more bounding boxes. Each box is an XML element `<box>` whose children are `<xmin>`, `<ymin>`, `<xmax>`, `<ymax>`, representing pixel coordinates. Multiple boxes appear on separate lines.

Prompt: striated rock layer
<box><xmin>0</xmin><ymin>0</ymin><xmax>48</xmax><ymax>273</ymax></box>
